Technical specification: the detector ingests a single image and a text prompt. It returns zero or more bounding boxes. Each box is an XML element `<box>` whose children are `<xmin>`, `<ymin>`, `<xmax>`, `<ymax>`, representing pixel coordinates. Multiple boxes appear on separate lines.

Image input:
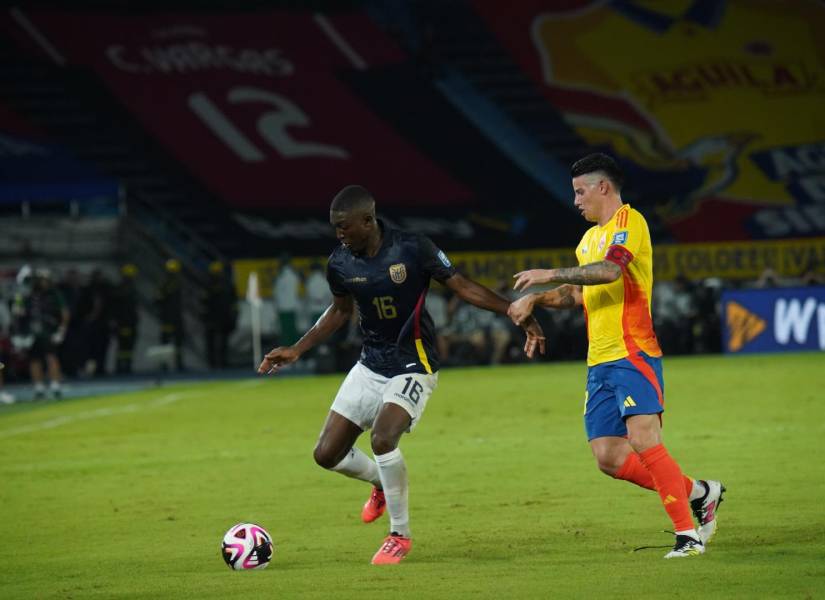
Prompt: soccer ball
<box><xmin>221</xmin><ymin>522</ymin><xmax>274</xmax><ymax>570</ymax></box>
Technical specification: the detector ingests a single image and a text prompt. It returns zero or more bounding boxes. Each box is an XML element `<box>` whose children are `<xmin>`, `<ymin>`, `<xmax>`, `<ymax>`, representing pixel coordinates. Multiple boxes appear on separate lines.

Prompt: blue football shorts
<box><xmin>583</xmin><ymin>352</ymin><xmax>664</xmax><ymax>441</ymax></box>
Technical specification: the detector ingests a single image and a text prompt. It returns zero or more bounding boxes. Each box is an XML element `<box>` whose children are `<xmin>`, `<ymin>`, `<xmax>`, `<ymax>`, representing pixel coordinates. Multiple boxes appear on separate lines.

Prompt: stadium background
<box><xmin>0</xmin><ymin>1</ymin><xmax>824</xmax><ymax>597</ymax></box>
<box><xmin>1</xmin><ymin>0</ymin><xmax>824</xmax><ymax>380</ymax></box>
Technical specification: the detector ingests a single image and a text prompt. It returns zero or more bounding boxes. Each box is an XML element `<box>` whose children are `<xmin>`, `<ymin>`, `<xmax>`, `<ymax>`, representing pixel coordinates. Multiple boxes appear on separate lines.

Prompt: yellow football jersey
<box><xmin>575</xmin><ymin>204</ymin><xmax>662</xmax><ymax>366</ymax></box>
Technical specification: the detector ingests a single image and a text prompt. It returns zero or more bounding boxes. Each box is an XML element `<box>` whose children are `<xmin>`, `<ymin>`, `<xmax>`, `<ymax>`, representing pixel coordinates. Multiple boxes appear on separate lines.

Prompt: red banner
<box><xmin>17</xmin><ymin>10</ymin><xmax>472</xmax><ymax>209</ymax></box>
<box><xmin>0</xmin><ymin>101</ymin><xmax>42</xmax><ymax>138</ymax></box>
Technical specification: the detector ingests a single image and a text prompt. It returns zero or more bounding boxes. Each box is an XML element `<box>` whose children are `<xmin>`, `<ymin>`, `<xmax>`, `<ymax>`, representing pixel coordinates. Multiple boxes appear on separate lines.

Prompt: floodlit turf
<box><xmin>1</xmin><ymin>353</ymin><xmax>823</xmax><ymax>598</ymax></box>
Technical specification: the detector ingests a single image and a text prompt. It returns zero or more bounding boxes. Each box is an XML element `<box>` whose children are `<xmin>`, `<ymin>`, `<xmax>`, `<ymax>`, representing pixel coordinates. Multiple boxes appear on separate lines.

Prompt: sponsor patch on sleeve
<box><xmin>437</xmin><ymin>250</ymin><xmax>452</xmax><ymax>268</ymax></box>
<box><xmin>611</xmin><ymin>231</ymin><xmax>628</xmax><ymax>245</ymax></box>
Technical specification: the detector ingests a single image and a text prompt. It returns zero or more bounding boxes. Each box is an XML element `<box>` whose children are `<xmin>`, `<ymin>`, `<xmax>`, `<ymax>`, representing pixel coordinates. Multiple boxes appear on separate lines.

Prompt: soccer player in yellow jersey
<box><xmin>508</xmin><ymin>153</ymin><xmax>724</xmax><ymax>558</ymax></box>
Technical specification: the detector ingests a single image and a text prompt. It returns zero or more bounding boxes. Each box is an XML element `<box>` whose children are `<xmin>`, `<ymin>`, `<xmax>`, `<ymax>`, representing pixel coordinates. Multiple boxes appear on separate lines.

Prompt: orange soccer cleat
<box><xmin>361</xmin><ymin>486</ymin><xmax>386</xmax><ymax>523</ymax></box>
<box><xmin>371</xmin><ymin>533</ymin><xmax>412</xmax><ymax>565</ymax></box>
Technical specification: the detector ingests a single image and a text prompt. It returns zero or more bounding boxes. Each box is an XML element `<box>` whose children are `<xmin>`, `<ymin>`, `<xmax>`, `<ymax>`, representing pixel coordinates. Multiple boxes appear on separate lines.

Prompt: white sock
<box><xmin>689</xmin><ymin>479</ymin><xmax>706</xmax><ymax>502</ymax></box>
<box><xmin>374</xmin><ymin>448</ymin><xmax>410</xmax><ymax>537</ymax></box>
<box><xmin>330</xmin><ymin>447</ymin><xmax>381</xmax><ymax>486</ymax></box>
<box><xmin>675</xmin><ymin>528</ymin><xmax>701</xmax><ymax>542</ymax></box>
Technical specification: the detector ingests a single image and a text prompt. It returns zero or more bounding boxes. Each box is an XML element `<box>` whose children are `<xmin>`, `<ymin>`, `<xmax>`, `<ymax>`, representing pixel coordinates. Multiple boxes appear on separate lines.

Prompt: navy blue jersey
<box><xmin>326</xmin><ymin>223</ymin><xmax>456</xmax><ymax>377</ymax></box>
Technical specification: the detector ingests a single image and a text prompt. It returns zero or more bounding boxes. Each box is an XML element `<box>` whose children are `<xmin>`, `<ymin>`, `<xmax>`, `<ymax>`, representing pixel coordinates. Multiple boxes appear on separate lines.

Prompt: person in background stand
<box><xmin>57</xmin><ymin>268</ymin><xmax>84</xmax><ymax>377</ymax></box>
<box><xmin>0</xmin><ymin>293</ymin><xmax>14</xmax><ymax>404</ymax></box>
<box><xmin>13</xmin><ymin>269</ymin><xmax>69</xmax><ymax>399</ymax></box>
<box><xmin>423</xmin><ymin>286</ymin><xmax>449</xmax><ymax>362</ymax></box>
<box><xmin>80</xmin><ymin>269</ymin><xmax>112</xmax><ymax>376</ymax></box>
<box><xmin>111</xmin><ymin>263</ymin><xmax>139</xmax><ymax>374</ymax></box>
<box><xmin>157</xmin><ymin>258</ymin><xmax>184</xmax><ymax>371</ymax></box>
<box><xmin>305</xmin><ymin>261</ymin><xmax>332</xmax><ymax>325</ymax></box>
<box><xmin>273</xmin><ymin>254</ymin><xmax>300</xmax><ymax>347</ymax></box>
<box><xmin>304</xmin><ymin>261</ymin><xmax>334</xmax><ymax>371</ymax></box>
<box><xmin>202</xmin><ymin>261</ymin><xmax>237</xmax><ymax>369</ymax></box>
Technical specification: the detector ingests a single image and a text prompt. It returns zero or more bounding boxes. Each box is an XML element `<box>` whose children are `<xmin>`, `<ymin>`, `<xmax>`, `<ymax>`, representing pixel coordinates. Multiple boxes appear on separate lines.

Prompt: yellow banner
<box><xmin>233</xmin><ymin>237</ymin><xmax>825</xmax><ymax>297</ymax></box>
<box><xmin>529</xmin><ymin>0</ymin><xmax>825</xmax><ymax>228</ymax></box>
<box><xmin>651</xmin><ymin>237</ymin><xmax>825</xmax><ymax>281</ymax></box>
<box><xmin>232</xmin><ymin>250</ymin><xmax>580</xmax><ymax>298</ymax></box>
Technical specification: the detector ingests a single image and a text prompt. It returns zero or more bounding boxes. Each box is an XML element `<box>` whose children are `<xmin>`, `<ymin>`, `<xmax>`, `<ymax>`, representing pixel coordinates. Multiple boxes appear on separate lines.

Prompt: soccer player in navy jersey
<box><xmin>259</xmin><ymin>185</ymin><xmax>545</xmax><ymax>564</ymax></box>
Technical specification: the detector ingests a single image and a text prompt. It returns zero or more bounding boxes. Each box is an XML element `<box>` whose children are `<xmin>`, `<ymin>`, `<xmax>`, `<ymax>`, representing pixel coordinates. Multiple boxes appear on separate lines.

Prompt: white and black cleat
<box><xmin>664</xmin><ymin>534</ymin><xmax>705</xmax><ymax>558</ymax></box>
<box><xmin>691</xmin><ymin>480</ymin><xmax>726</xmax><ymax>544</ymax></box>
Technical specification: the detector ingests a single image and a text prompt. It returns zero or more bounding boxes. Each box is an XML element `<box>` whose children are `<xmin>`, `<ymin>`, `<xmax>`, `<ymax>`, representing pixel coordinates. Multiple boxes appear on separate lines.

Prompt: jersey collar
<box><xmin>598</xmin><ymin>203</ymin><xmax>629</xmax><ymax>230</ymax></box>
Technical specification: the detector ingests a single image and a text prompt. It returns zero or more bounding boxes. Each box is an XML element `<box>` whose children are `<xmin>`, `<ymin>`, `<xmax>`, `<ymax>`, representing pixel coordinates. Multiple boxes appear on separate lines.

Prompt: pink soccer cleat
<box><xmin>361</xmin><ymin>486</ymin><xmax>386</xmax><ymax>523</ymax></box>
<box><xmin>371</xmin><ymin>533</ymin><xmax>412</xmax><ymax>565</ymax></box>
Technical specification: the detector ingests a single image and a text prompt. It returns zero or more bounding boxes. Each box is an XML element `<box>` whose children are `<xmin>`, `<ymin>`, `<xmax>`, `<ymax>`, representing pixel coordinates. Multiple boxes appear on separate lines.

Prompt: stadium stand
<box><xmin>0</xmin><ymin>0</ymin><xmax>823</xmax><ymax>388</ymax></box>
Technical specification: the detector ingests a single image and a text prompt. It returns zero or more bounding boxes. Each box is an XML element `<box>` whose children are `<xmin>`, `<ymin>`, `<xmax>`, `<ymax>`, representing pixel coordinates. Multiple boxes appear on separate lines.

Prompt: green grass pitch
<box><xmin>1</xmin><ymin>353</ymin><xmax>823</xmax><ymax>598</ymax></box>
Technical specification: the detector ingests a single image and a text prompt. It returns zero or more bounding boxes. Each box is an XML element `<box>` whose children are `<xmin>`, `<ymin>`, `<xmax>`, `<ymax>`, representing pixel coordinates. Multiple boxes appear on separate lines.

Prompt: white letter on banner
<box><xmin>774</xmin><ymin>298</ymin><xmax>818</xmax><ymax>345</ymax></box>
<box><xmin>106</xmin><ymin>45</ymin><xmax>143</xmax><ymax>73</ymax></box>
<box><xmin>818</xmin><ymin>304</ymin><xmax>825</xmax><ymax>350</ymax></box>
<box><xmin>228</xmin><ymin>87</ymin><xmax>349</xmax><ymax>159</ymax></box>
<box><xmin>770</xmin><ymin>150</ymin><xmax>804</xmax><ymax>179</ymax></box>
<box><xmin>188</xmin><ymin>92</ymin><xmax>265</xmax><ymax>162</ymax></box>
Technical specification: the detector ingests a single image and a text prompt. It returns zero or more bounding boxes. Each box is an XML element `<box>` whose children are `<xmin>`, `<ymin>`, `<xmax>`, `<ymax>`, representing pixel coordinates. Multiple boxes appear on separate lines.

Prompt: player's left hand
<box><xmin>520</xmin><ymin>315</ymin><xmax>546</xmax><ymax>358</ymax></box>
<box><xmin>513</xmin><ymin>269</ymin><xmax>554</xmax><ymax>292</ymax></box>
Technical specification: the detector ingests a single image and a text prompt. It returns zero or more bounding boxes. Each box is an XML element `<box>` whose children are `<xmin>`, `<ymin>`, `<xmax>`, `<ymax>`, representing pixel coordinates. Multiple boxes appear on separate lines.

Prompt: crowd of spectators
<box><xmin>1</xmin><ymin>259</ymin><xmax>822</xmax><ymax>402</ymax></box>
<box><xmin>266</xmin><ymin>263</ymin><xmax>824</xmax><ymax>373</ymax></box>
<box><xmin>0</xmin><ymin>258</ymin><xmax>237</xmax><ymax>402</ymax></box>
<box><xmin>0</xmin><ymin>265</ymin><xmax>140</xmax><ymax>401</ymax></box>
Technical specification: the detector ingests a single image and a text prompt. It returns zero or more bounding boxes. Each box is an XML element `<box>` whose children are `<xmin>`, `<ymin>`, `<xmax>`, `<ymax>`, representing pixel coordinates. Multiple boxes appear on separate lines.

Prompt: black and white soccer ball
<box><xmin>221</xmin><ymin>522</ymin><xmax>274</xmax><ymax>570</ymax></box>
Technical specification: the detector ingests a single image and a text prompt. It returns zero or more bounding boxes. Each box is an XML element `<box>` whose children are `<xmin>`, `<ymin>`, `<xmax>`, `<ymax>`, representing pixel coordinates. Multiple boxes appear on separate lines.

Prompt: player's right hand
<box><xmin>507</xmin><ymin>295</ymin><xmax>535</xmax><ymax>326</ymax></box>
<box><xmin>257</xmin><ymin>346</ymin><xmax>300</xmax><ymax>375</ymax></box>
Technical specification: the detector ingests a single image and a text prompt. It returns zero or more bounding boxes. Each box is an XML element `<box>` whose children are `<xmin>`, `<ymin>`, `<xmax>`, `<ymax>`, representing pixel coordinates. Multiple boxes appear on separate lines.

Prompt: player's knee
<box><xmin>312</xmin><ymin>442</ymin><xmax>341</xmax><ymax>470</ymax></box>
<box><xmin>626</xmin><ymin>430</ymin><xmax>659</xmax><ymax>454</ymax></box>
<box><xmin>592</xmin><ymin>449</ymin><xmax>623</xmax><ymax>477</ymax></box>
<box><xmin>625</xmin><ymin>414</ymin><xmax>662</xmax><ymax>452</ymax></box>
<box><xmin>596</xmin><ymin>458</ymin><xmax>621</xmax><ymax>477</ymax></box>
<box><xmin>370</xmin><ymin>430</ymin><xmax>398</xmax><ymax>455</ymax></box>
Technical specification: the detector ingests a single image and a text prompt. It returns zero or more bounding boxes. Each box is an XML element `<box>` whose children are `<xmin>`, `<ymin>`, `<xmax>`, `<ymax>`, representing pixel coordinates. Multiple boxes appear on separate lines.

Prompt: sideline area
<box><xmin>0</xmin><ymin>368</ymin><xmax>269</xmax><ymax>406</ymax></box>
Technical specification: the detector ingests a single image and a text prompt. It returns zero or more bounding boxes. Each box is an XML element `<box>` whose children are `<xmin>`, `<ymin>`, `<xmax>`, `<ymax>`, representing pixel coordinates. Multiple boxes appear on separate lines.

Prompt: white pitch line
<box><xmin>149</xmin><ymin>392</ymin><xmax>185</xmax><ymax>406</ymax></box>
<box><xmin>314</xmin><ymin>13</ymin><xmax>367</xmax><ymax>70</ymax></box>
<box><xmin>0</xmin><ymin>403</ymin><xmax>139</xmax><ymax>439</ymax></box>
<box><xmin>233</xmin><ymin>379</ymin><xmax>266</xmax><ymax>389</ymax></box>
<box><xmin>9</xmin><ymin>7</ymin><xmax>65</xmax><ymax>66</ymax></box>
<box><xmin>0</xmin><ymin>392</ymin><xmax>193</xmax><ymax>439</ymax></box>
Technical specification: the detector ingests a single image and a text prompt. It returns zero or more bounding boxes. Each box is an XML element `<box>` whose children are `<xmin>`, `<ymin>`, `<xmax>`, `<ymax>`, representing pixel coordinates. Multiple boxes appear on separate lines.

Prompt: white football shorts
<box><xmin>330</xmin><ymin>361</ymin><xmax>438</xmax><ymax>431</ymax></box>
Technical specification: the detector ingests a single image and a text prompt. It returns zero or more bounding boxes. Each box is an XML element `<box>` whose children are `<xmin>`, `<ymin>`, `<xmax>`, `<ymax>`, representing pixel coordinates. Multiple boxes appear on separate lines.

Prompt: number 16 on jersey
<box><xmin>372</xmin><ymin>296</ymin><xmax>397</xmax><ymax>319</ymax></box>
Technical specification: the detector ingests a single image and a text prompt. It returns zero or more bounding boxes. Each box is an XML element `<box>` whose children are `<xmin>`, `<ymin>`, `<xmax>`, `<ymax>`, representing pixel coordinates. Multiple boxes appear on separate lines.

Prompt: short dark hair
<box><xmin>570</xmin><ymin>153</ymin><xmax>624</xmax><ymax>191</ymax></box>
<box><xmin>330</xmin><ymin>185</ymin><xmax>375</xmax><ymax>214</ymax></box>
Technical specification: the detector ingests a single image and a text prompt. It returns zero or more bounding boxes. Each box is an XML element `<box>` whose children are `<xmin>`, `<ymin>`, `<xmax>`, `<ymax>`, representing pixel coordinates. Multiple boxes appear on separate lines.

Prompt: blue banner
<box><xmin>0</xmin><ymin>132</ymin><xmax>119</xmax><ymax>207</ymax></box>
<box><xmin>721</xmin><ymin>286</ymin><xmax>825</xmax><ymax>354</ymax></box>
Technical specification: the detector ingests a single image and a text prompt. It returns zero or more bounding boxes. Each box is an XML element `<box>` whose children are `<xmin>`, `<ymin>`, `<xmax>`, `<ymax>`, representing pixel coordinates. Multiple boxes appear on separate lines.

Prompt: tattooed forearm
<box><xmin>548</xmin><ymin>261</ymin><xmax>621</xmax><ymax>286</ymax></box>
<box><xmin>536</xmin><ymin>284</ymin><xmax>582</xmax><ymax>309</ymax></box>
<box><xmin>556</xmin><ymin>285</ymin><xmax>578</xmax><ymax>308</ymax></box>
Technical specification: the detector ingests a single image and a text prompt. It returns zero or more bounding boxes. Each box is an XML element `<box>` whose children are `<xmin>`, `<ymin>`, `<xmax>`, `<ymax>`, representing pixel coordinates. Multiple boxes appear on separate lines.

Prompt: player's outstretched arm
<box><xmin>257</xmin><ymin>293</ymin><xmax>353</xmax><ymax>375</ymax></box>
<box><xmin>444</xmin><ymin>272</ymin><xmax>509</xmax><ymax>314</ymax></box>
<box><xmin>444</xmin><ymin>273</ymin><xmax>545</xmax><ymax>357</ymax></box>
<box><xmin>513</xmin><ymin>261</ymin><xmax>621</xmax><ymax>292</ymax></box>
<box><xmin>508</xmin><ymin>284</ymin><xmax>583</xmax><ymax>326</ymax></box>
